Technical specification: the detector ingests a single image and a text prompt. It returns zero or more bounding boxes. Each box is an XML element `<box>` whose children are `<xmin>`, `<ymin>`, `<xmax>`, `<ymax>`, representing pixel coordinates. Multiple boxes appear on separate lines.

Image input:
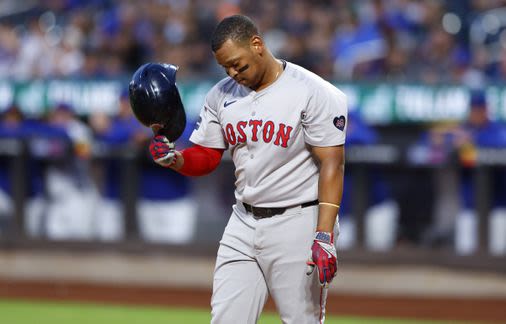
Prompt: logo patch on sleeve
<box><xmin>333</xmin><ymin>115</ymin><xmax>346</xmax><ymax>131</ymax></box>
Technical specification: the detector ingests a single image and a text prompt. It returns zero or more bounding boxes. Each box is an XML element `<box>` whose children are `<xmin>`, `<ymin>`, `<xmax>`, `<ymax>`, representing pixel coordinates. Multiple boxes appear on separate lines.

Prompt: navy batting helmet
<box><xmin>128</xmin><ymin>63</ymin><xmax>186</xmax><ymax>141</ymax></box>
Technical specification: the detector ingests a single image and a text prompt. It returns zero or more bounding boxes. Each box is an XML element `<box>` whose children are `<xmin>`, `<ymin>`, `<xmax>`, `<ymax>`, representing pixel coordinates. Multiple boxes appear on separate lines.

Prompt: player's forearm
<box><xmin>171</xmin><ymin>145</ymin><xmax>224</xmax><ymax>176</ymax></box>
<box><xmin>316</xmin><ymin>155</ymin><xmax>344</xmax><ymax>233</ymax></box>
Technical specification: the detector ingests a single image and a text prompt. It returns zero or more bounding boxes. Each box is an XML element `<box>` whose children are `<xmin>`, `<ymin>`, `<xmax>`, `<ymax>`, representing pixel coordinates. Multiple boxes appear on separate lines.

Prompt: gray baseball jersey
<box><xmin>190</xmin><ymin>61</ymin><xmax>347</xmax><ymax>207</ymax></box>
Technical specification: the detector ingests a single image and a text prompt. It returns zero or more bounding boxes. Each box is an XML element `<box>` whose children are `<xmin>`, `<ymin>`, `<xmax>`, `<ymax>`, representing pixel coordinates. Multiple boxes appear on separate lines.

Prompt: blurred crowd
<box><xmin>0</xmin><ymin>87</ymin><xmax>504</xmax><ymax>254</ymax></box>
<box><xmin>1</xmin><ymin>0</ymin><xmax>506</xmax><ymax>84</ymax></box>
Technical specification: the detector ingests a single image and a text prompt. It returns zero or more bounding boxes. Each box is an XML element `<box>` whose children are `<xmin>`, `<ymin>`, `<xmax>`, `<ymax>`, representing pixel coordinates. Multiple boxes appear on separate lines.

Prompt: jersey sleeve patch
<box><xmin>333</xmin><ymin>115</ymin><xmax>346</xmax><ymax>131</ymax></box>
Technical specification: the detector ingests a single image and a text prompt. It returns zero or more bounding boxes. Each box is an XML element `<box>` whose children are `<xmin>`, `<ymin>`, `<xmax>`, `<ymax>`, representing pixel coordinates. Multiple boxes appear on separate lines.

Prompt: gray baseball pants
<box><xmin>210</xmin><ymin>201</ymin><xmax>329</xmax><ymax>324</ymax></box>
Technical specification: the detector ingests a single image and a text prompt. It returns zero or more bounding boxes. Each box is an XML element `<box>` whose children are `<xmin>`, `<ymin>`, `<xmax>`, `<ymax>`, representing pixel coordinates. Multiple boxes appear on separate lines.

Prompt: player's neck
<box><xmin>255</xmin><ymin>57</ymin><xmax>283</xmax><ymax>92</ymax></box>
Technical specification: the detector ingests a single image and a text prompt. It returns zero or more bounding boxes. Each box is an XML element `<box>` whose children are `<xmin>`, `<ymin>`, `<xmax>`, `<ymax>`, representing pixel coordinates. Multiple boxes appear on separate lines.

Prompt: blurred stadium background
<box><xmin>0</xmin><ymin>0</ymin><xmax>505</xmax><ymax>323</ymax></box>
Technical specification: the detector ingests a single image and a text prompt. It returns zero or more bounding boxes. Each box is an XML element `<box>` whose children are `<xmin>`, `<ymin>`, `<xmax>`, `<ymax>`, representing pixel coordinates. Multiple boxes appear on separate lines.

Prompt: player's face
<box><xmin>214</xmin><ymin>38</ymin><xmax>264</xmax><ymax>90</ymax></box>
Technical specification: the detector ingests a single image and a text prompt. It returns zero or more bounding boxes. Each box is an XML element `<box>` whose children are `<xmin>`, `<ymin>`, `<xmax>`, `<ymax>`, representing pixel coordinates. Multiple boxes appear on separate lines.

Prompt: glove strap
<box><xmin>314</xmin><ymin>231</ymin><xmax>333</xmax><ymax>244</ymax></box>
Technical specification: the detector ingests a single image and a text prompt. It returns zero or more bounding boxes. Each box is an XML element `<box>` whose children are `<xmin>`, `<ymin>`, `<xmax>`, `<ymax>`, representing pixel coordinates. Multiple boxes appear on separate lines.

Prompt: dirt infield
<box><xmin>0</xmin><ymin>279</ymin><xmax>505</xmax><ymax>323</ymax></box>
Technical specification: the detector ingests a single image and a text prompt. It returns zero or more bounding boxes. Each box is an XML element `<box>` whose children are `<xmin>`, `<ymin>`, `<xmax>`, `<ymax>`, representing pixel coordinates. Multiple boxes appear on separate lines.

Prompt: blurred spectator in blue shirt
<box><xmin>416</xmin><ymin>90</ymin><xmax>506</xmax><ymax>253</ymax></box>
<box><xmin>337</xmin><ymin>110</ymin><xmax>398</xmax><ymax>251</ymax></box>
<box><xmin>90</xmin><ymin>90</ymin><xmax>197</xmax><ymax>244</ymax></box>
<box><xmin>436</xmin><ymin>91</ymin><xmax>506</xmax><ymax>208</ymax></box>
<box><xmin>43</xmin><ymin>102</ymin><xmax>99</xmax><ymax>240</ymax></box>
<box><xmin>457</xmin><ymin>90</ymin><xmax>506</xmax><ymax>255</ymax></box>
<box><xmin>90</xmin><ymin>90</ymin><xmax>148</xmax><ymax>241</ymax></box>
<box><xmin>0</xmin><ymin>104</ymin><xmax>72</xmax><ymax>238</ymax></box>
<box><xmin>0</xmin><ymin>105</ymin><xmax>24</xmax><ymax>234</ymax></box>
<box><xmin>136</xmin><ymin>120</ymin><xmax>197</xmax><ymax>244</ymax></box>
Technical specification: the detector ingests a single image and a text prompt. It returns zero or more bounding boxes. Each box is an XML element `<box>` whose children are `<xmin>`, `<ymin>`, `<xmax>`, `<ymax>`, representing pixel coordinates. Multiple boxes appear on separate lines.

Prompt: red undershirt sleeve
<box><xmin>178</xmin><ymin>145</ymin><xmax>224</xmax><ymax>176</ymax></box>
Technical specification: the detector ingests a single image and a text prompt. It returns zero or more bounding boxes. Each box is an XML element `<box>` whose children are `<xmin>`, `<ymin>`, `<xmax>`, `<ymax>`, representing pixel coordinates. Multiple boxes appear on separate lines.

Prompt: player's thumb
<box><xmin>155</xmin><ymin>151</ymin><xmax>176</xmax><ymax>166</ymax></box>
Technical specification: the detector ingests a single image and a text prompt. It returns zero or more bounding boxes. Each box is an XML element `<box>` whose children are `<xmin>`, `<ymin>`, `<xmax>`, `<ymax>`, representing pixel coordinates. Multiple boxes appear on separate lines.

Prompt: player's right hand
<box><xmin>149</xmin><ymin>135</ymin><xmax>176</xmax><ymax>167</ymax></box>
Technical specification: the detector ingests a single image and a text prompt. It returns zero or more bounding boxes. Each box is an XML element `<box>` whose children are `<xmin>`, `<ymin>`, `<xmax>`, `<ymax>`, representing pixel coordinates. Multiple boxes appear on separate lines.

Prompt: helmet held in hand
<box><xmin>128</xmin><ymin>62</ymin><xmax>186</xmax><ymax>141</ymax></box>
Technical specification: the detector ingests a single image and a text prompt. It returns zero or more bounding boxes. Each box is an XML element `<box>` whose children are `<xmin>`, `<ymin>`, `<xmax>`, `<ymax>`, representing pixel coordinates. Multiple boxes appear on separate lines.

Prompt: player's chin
<box><xmin>235</xmin><ymin>78</ymin><xmax>247</xmax><ymax>85</ymax></box>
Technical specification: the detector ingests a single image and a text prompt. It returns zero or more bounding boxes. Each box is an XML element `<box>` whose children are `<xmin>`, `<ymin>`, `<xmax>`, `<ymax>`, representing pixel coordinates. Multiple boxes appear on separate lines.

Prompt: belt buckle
<box><xmin>243</xmin><ymin>202</ymin><xmax>285</xmax><ymax>219</ymax></box>
<box><xmin>252</xmin><ymin>206</ymin><xmax>269</xmax><ymax>218</ymax></box>
<box><xmin>248</xmin><ymin>206</ymin><xmax>269</xmax><ymax>218</ymax></box>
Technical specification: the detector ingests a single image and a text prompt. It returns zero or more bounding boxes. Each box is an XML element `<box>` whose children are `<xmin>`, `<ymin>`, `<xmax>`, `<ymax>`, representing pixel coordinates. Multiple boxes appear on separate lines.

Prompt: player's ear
<box><xmin>250</xmin><ymin>36</ymin><xmax>263</xmax><ymax>54</ymax></box>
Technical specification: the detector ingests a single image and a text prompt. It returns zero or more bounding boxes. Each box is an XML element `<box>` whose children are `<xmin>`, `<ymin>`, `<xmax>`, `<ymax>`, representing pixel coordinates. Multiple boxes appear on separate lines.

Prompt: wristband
<box><xmin>315</xmin><ymin>231</ymin><xmax>333</xmax><ymax>244</ymax></box>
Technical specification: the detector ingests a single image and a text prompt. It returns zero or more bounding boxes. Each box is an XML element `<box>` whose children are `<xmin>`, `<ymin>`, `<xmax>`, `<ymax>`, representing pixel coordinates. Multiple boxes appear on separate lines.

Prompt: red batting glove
<box><xmin>306</xmin><ymin>231</ymin><xmax>337</xmax><ymax>287</ymax></box>
<box><xmin>149</xmin><ymin>135</ymin><xmax>176</xmax><ymax>167</ymax></box>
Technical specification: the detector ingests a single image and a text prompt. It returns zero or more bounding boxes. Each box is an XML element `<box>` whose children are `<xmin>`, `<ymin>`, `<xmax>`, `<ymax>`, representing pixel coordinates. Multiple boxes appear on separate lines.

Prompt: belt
<box><xmin>242</xmin><ymin>200</ymin><xmax>319</xmax><ymax>218</ymax></box>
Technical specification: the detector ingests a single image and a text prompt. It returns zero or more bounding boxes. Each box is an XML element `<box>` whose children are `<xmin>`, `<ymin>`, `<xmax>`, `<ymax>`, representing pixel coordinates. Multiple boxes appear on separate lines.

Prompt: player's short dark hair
<box><xmin>211</xmin><ymin>15</ymin><xmax>259</xmax><ymax>52</ymax></box>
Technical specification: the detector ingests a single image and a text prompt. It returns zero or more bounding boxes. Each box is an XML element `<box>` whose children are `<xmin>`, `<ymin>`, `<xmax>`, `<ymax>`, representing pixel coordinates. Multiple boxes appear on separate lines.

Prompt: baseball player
<box><xmin>148</xmin><ymin>15</ymin><xmax>346</xmax><ymax>324</ymax></box>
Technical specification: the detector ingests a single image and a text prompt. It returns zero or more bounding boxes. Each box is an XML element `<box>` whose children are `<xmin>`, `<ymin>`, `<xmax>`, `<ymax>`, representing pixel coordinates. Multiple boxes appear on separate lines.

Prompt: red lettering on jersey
<box><xmin>236</xmin><ymin>121</ymin><xmax>247</xmax><ymax>143</ymax></box>
<box><xmin>225</xmin><ymin>120</ymin><xmax>293</xmax><ymax>148</ymax></box>
<box><xmin>249</xmin><ymin>120</ymin><xmax>263</xmax><ymax>142</ymax></box>
<box><xmin>263</xmin><ymin>121</ymin><xmax>275</xmax><ymax>143</ymax></box>
<box><xmin>274</xmin><ymin>124</ymin><xmax>293</xmax><ymax>148</ymax></box>
<box><xmin>225</xmin><ymin>123</ymin><xmax>236</xmax><ymax>145</ymax></box>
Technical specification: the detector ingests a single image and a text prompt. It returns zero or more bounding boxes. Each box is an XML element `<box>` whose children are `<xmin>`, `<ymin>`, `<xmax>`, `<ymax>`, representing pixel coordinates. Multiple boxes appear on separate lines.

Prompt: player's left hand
<box><xmin>149</xmin><ymin>135</ymin><xmax>176</xmax><ymax>167</ymax></box>
<box><xmin>306</xmin><ymin>231</ymin><xmax>337</xmax><ymax>287</ymax></box>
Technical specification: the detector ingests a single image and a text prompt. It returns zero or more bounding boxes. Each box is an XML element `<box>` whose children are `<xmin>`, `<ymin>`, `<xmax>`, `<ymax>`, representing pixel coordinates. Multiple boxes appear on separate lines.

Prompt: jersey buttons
<box><xmin>250</xmin><ymin>154</ymin><xmax>254</xmax><ymax>159</ymax></box>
